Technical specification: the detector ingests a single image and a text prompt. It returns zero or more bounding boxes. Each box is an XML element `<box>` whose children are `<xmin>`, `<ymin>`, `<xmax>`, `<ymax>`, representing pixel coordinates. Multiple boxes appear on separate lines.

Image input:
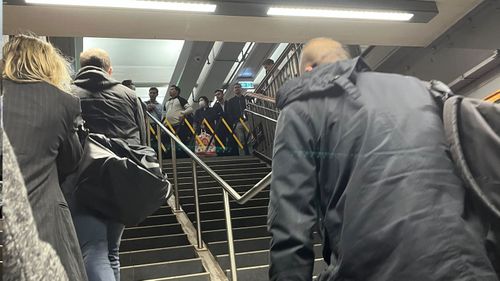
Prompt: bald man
<box><xmin>268</xmin><ymin>38</ymin><xmax>498</xmax><ymax>281</ymax></box>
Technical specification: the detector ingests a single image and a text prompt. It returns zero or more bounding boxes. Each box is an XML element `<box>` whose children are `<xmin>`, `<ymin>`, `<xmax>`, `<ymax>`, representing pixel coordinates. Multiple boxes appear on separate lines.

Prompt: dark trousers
<box><xmin>162</xmin><ymin>123</ymin><xmax>193</xmax><ymax>158</ymax></box>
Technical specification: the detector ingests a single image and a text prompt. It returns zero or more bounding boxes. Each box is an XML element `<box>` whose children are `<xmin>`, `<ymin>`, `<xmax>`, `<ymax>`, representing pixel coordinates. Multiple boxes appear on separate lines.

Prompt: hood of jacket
<box><xmin>73</xmin><ymin>66</ymin><xmax>120</xmax><ymax>91</ymax></box>
<box><xmin>276</xmin><ymin>57</ymin><xmax>371</xmax><ymax>109</ymax></box>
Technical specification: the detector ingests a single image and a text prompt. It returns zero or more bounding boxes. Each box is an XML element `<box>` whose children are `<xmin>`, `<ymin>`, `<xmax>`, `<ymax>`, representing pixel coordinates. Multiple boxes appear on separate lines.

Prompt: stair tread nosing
<box><xmin>120</xmin><ymin>233</ymin><xmax>189</xmax><ymax>252</ymax></box>
<box><xmin>123</xmin><ymin>223</ymin><xmax>184</xmax><ymax>239</ymax></box>
<box><xmin>120</xmin><ymin>244</ymin><xmax>197</xmax><ymax>266</ymax></box>
<box><xmin>208</xmin><ymin>237</ymin><xmax>271</xmax><ymax>255</ymax></box>
<box><xmin>216</xmin><ymin>244</ymin><xmax>323</xmax><ymax>269</ymax></box>
<box><xmin>143</xmin><ymin>271</ymin><xmax>210</xmax><ymax>281</ymax></box>
<box><xmin>120</xmin><ymin>257</ymin><xmax>205</xmax><ymax>280</ymax></box>
<box><xmin>224</xmin><ymin>258</ymin><xmax>327</xmax><ymax>281</ymax></box>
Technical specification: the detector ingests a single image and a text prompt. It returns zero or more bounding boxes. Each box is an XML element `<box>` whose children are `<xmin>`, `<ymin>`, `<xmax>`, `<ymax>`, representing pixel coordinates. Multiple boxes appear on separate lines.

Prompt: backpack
<box><xmin>428</xmin><ymin>80</ymin><xmax>500</xmax><ymax>274</ymax></box>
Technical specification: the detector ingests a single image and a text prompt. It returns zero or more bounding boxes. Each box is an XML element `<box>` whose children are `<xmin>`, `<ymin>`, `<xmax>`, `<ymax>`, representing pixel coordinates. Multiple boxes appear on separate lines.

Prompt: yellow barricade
<box><xmin>239</xmin><ymin>117</ymin><xmax>250</xmax><ymax>133</ymax></box>
<box><xmin>202</xmin><ymin>118</ymin><xmax>226</xmax><ymax>149</ymax></box>
<box><xmin>221</xmin><ymin>118</ymin><xmax>244</xmax><ymax>149</ymax></box>
<box><xmin>148</xmin><ymin>124</ymin><xmax>167</xmax><ymax>152</ymax></box>
<box><xmin>183</xmin><ymin>118</ymin><xmax>206</xmax><ymax>150</ymax></box>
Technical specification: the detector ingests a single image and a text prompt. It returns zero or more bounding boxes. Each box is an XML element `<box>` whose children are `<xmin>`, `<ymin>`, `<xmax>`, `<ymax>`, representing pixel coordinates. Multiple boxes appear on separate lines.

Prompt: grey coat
<box><xmin>3</xmin><ymin>80</ymin><xmax>88</xmax><ymax>281</ymax></box>
<box><xmin>268</xmin><ymin>58</ymin><xmax>498</xmax><ymax>281</ymax></box>
<box><xmin>3</xmin><ymin>131</ymin><xmax>69</xmax><ymax>281</ymax></box>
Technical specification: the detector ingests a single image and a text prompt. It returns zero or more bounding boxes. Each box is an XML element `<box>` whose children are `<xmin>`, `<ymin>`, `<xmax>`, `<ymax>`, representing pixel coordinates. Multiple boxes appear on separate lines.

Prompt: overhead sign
<box><xmin>239</xmin><ymin>81</ymin><xmax>254</xmax><ymax>89</ymax></box>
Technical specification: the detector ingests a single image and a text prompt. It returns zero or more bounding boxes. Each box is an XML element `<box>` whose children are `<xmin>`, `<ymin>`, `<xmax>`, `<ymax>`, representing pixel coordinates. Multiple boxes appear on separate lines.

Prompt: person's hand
<box><xmin>147</xmin><ymin>104</ymin><xmax>154</xmax><ymax>111</ymax></box>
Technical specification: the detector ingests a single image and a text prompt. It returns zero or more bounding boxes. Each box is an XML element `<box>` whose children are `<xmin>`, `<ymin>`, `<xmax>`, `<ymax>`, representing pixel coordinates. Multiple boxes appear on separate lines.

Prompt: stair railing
<box><xmin>144</xmin><ymin>109</ymin><xmax>271</xmax><ymax>281</ymax></box>
<box><xmin>140</xmin><ymin>43</ymin><xmax>302</xmax><ymax>280</ymax></box>
<box><xmin>245</xmin><ymin>43</ymin><xmax>303</xmax><ymax>159</ymax></box>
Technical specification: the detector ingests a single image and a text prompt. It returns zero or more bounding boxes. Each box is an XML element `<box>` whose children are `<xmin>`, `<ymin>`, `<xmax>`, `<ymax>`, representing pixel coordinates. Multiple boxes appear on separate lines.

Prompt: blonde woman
<box><xmin>2</xmin><ymin>34</ymin><xmax>88</xmax><ymax>281</ymax></box>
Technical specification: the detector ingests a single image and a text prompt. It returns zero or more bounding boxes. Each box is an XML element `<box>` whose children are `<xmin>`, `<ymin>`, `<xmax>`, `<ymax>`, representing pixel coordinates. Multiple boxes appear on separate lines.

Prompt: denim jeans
<box><xmin>71</xmin><ymin>206</ymin><xmax>125</xmax><ymax>281</ymax></box>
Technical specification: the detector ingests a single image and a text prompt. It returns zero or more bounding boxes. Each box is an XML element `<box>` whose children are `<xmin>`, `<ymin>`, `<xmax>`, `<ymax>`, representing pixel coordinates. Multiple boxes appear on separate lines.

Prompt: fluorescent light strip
<box><xmin>25</xmin><ymin>0</ymin><xmax>216</xmax><ymax>13</ymax></box>
<box><xmin>268</xmin><ymin>7</ymin><xmax>413</xmax><ymax>21</ymax></box>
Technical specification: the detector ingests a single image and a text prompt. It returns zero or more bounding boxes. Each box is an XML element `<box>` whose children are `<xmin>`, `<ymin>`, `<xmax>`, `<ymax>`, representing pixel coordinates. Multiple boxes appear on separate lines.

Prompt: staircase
<box><xmin>120</xmin><ymin>43</ymin><xmax>317</xmax><ymax>280</ymax></box>
<box><xmin>164</xmin><ymin>155</ymin><xmax>325</xmax><ymax>280</ymax></box>
<box><xmin>120</xmin><ymin>199</ymin><xmax>210</xmax><ymax>280</ymax></box>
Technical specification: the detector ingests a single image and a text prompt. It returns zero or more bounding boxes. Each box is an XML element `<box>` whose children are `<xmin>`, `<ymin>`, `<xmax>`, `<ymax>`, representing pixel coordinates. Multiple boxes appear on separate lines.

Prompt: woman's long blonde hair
<box><xmin>2</xmin><ymin>34</ymin><xmax>73</xmax><ymax>92</ymax></box>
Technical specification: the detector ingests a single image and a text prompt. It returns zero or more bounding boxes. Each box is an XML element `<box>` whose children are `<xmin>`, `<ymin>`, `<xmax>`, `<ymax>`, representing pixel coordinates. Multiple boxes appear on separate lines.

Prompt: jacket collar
<box><xmin>276</xmin><ymin>57</ymin><xmax>371</xmax><ymax>109</ymax></box>
<box><xmin>73</xmin><ymin>65</ymin><xmax>120</xmax><ymax>91</ymax></box>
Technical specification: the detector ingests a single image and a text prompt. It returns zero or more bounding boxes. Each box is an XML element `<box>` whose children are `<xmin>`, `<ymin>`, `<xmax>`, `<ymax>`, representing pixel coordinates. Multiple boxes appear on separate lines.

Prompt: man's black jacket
<box><xmin>72</xmin><ymin>66</ymin><xmax>146</xmax><ymax>145</ymax></box>
<box><xmin>268</xmin><ymin>58</ymin><xmax>498</xmax><ymax>281</ymax></box>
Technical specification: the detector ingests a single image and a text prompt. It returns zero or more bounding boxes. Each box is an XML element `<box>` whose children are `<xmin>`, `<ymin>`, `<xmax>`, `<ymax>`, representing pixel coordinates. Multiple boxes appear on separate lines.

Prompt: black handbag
<box><xmin>75</xmin><ymin>133</ymin><xmax>171</xmax><ymax>226</ymax></box>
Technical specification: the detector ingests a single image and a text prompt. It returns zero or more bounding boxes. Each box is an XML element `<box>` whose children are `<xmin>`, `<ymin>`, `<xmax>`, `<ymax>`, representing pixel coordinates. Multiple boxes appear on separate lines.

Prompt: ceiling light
<box><xmin>25</xmin><ymin>0</ymin><xmax>217</xmax><ymax>13</ymax></box>
<box><xmin>268</xmin><ymin>7</ymin><xmax>414</xmax><ymax>21</ymax></box>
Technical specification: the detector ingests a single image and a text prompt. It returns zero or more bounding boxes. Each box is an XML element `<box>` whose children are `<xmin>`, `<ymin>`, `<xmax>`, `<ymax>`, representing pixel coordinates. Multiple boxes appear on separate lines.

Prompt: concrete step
<box><xmin>178</xmin><ymin>185</ymin><xmax>257</xmax><ymax>197</ymax></box>
<box><xmin>121</xmin><ymin>257</ymin><xmax>205</xmax><ymax>280</ymax></box>
<box><xmin>208</xmin><ymin>237</ymin><xmax>271</xmax><ymax>256</ymax></box>
<box><xmin>151</xmin><ymin>205</ymin><xmax>176</xmax><ymax>216</ymax></box>
<box><xmin>120</xmin><ymin>245</ymin><xmax>197</xmax><ymax>266</ymax></box>
<box><xmin>121</xmin><ymin>233</ymin><xmax>189</xmax><ymax>252</ymax></box>
<box><xmin>163</xmin><ymin>157</ymin><xmax>261</xmax><ymax>167</ymax></box>
<box><xmin>138</xmin><ymin>214</ymin><xmax>179</xmax><ymax>226</ymax></box>
<box><xmin>187</xmin><ymin>206</ymin><xmax>269</xmax><ymax>221</ymax></box>
<box><xmin>225</xmin><ymin>258</ymin><xmax>327</xmax><ymax>281</ymax></box>
<box><xmin>178</xmin><ymin>177</ymin><xmax>264</xmax><ymax>190</ymax></box>
<box><xmin>182</xmin><ymin>198</ymin><xmax>269</xmax><ymax>213</ymax></box>
<box><xmin>181</xmin><ymin>191</ymin><xmax>269</xmax><ymax>205</ymax></box>
<box><xmin>202</xmin><ymin>225</ymin><xmax>269</xmax><ymax>243</ymax></box>
<box><xmin>123</xmin><ymin>223</ymin><xmax>184</xmax><ymax>239</ymax></box>
<box><xmin>178</xmin><ymin>172</ymin><xmax>269</xmax><ymax>183</ymax></box>
<box><xmin>164</xmin><ymin>155</ymin><xmax>257</xmax><ymax>163</ymax></box>
<box><xmin>163</xmin><ymin>162</ymin><xmax>268</xmax><ymax>173</ymax></box>
<box><xmin>143</xmin><ymin>272</ymin><xmax>210</xmax><ymax>281</ymax></box>
<box><xmin>216</xmin><ymin>244</ymin><xmax>323</xmax><ymax>270</ymax></box>
<box><xmin>196</xmin><ymin>215</ymin><xmax>268</xmax><ymax>232</ymax></box>
<box><xmin>174</xmin><ymin>167</ymin><xmax>271</xmax><ymax>177</ymax></box>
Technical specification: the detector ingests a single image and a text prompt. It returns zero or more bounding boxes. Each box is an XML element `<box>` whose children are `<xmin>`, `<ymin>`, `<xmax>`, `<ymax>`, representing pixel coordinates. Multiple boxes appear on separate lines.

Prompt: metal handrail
<box><xmin>245</xmin><ymin>92</ymin><xmax>276</xmax><ymax>103</ymax></box>
<box><xmin>254</xmin><ymin>43</ymin><xmax>296</xmax><ymax>95</ymax></box>
<box><xmin>143</xmin><ymin>107</ymin><xmax>270</xmax><ymax>281</ymax></box>
<box><xmin>252</xmin><ymin>43</ymin><xmax>303</xmax><ymax>102</ymax></box>
<box><xmin>145</xmin><ymin>111</ymin><xmax>271</xmax><ymax>203</ymax></box>
<box><xmin>243</xmin><ymin>43</ymin><xmax>303</xmax><ymax>159</ymax></box>
<box><xmin>245</xmin><ymin>109</ymin><xmax>277</xmax><ymax>123</ymax></box>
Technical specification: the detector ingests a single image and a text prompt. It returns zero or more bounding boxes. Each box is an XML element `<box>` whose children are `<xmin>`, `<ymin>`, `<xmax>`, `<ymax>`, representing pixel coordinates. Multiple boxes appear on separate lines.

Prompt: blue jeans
<box><xmin>71</xmin><ymin>206</ymin><xmax>125</xmax><ymax>281</ymax></box>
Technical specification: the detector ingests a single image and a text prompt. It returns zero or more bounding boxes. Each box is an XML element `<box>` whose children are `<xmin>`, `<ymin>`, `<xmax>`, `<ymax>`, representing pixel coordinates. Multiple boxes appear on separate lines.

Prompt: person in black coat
<box><xmin>2</xmin><ymin>34</ymin><xmax>88</xmax><ymax>281</ymax></box>
<box><xmin>70</xmin><ymin>48</ymin><xmax>147</xmax><ymax>281</ymax></box>
<box><xmin>193</xmin><ymin>96</ymin><xmax>217</xmax><ymax>135</ymax></box>
<box><xmin>226</xmin><ymin>83</ymin><xmax>250</xmax><ymax>155</ymax></box>
<box><xmin>212</xmin><ymin>89</ymin><xmax>233</xmax><ymax>155</ymax></box>
<box><xmin>269</xmin><ymin>38</ymin><xmax>498</xmax><ymax>281</ymax></box>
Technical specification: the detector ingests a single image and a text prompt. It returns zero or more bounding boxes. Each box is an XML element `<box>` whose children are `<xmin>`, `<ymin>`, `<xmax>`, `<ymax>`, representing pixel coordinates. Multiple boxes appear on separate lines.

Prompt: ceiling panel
<box><xmin>4</xmin><ymin>0</ymin><xmax>483</xmax><ymax>47</ymax></box>
<box><xmin>82</xmin><ymin>37</ymin><xmax>184</xmax><ymax>85</ymax></box>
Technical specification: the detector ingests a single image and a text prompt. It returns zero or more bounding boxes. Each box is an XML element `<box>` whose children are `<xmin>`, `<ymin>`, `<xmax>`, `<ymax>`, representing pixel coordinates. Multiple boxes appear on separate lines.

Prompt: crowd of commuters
<box><xmin>144</xmin><ymin>83</ymin><xmax>253</xmax><ymax>157</ymax></box>
<box><xmin>3</xmin><ymin>33</ymin><xmax>498</xmax><ymax>281</ymax></box>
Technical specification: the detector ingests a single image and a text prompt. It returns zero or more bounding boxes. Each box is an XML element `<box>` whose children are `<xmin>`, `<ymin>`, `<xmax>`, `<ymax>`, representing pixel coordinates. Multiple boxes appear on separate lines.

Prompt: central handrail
<box><xmin>145</xmin><ymin>110</ymin><xmax>272</xmax><ymax>204</ymax></box>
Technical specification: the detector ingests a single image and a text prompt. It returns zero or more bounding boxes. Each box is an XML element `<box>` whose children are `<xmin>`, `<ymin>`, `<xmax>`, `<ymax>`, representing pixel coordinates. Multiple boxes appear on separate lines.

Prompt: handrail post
<box><xmin>171</xmin><ymin>140</ymin><xmax>180</xmax><ymax>212</ymax></box>
<box><xmin>192</xmin><ymin>160</ymin><xmax>204</xmax><ymax>249</ymax></box>
<box><xmin>156</xmin><ymin>124</ymin><xmax>162</xmax><ymax>171</ymax></box>
<box><xmin>223</xmin><ymin>190</ymin><xmax>238</xmax><ymax>281</ymax></box>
